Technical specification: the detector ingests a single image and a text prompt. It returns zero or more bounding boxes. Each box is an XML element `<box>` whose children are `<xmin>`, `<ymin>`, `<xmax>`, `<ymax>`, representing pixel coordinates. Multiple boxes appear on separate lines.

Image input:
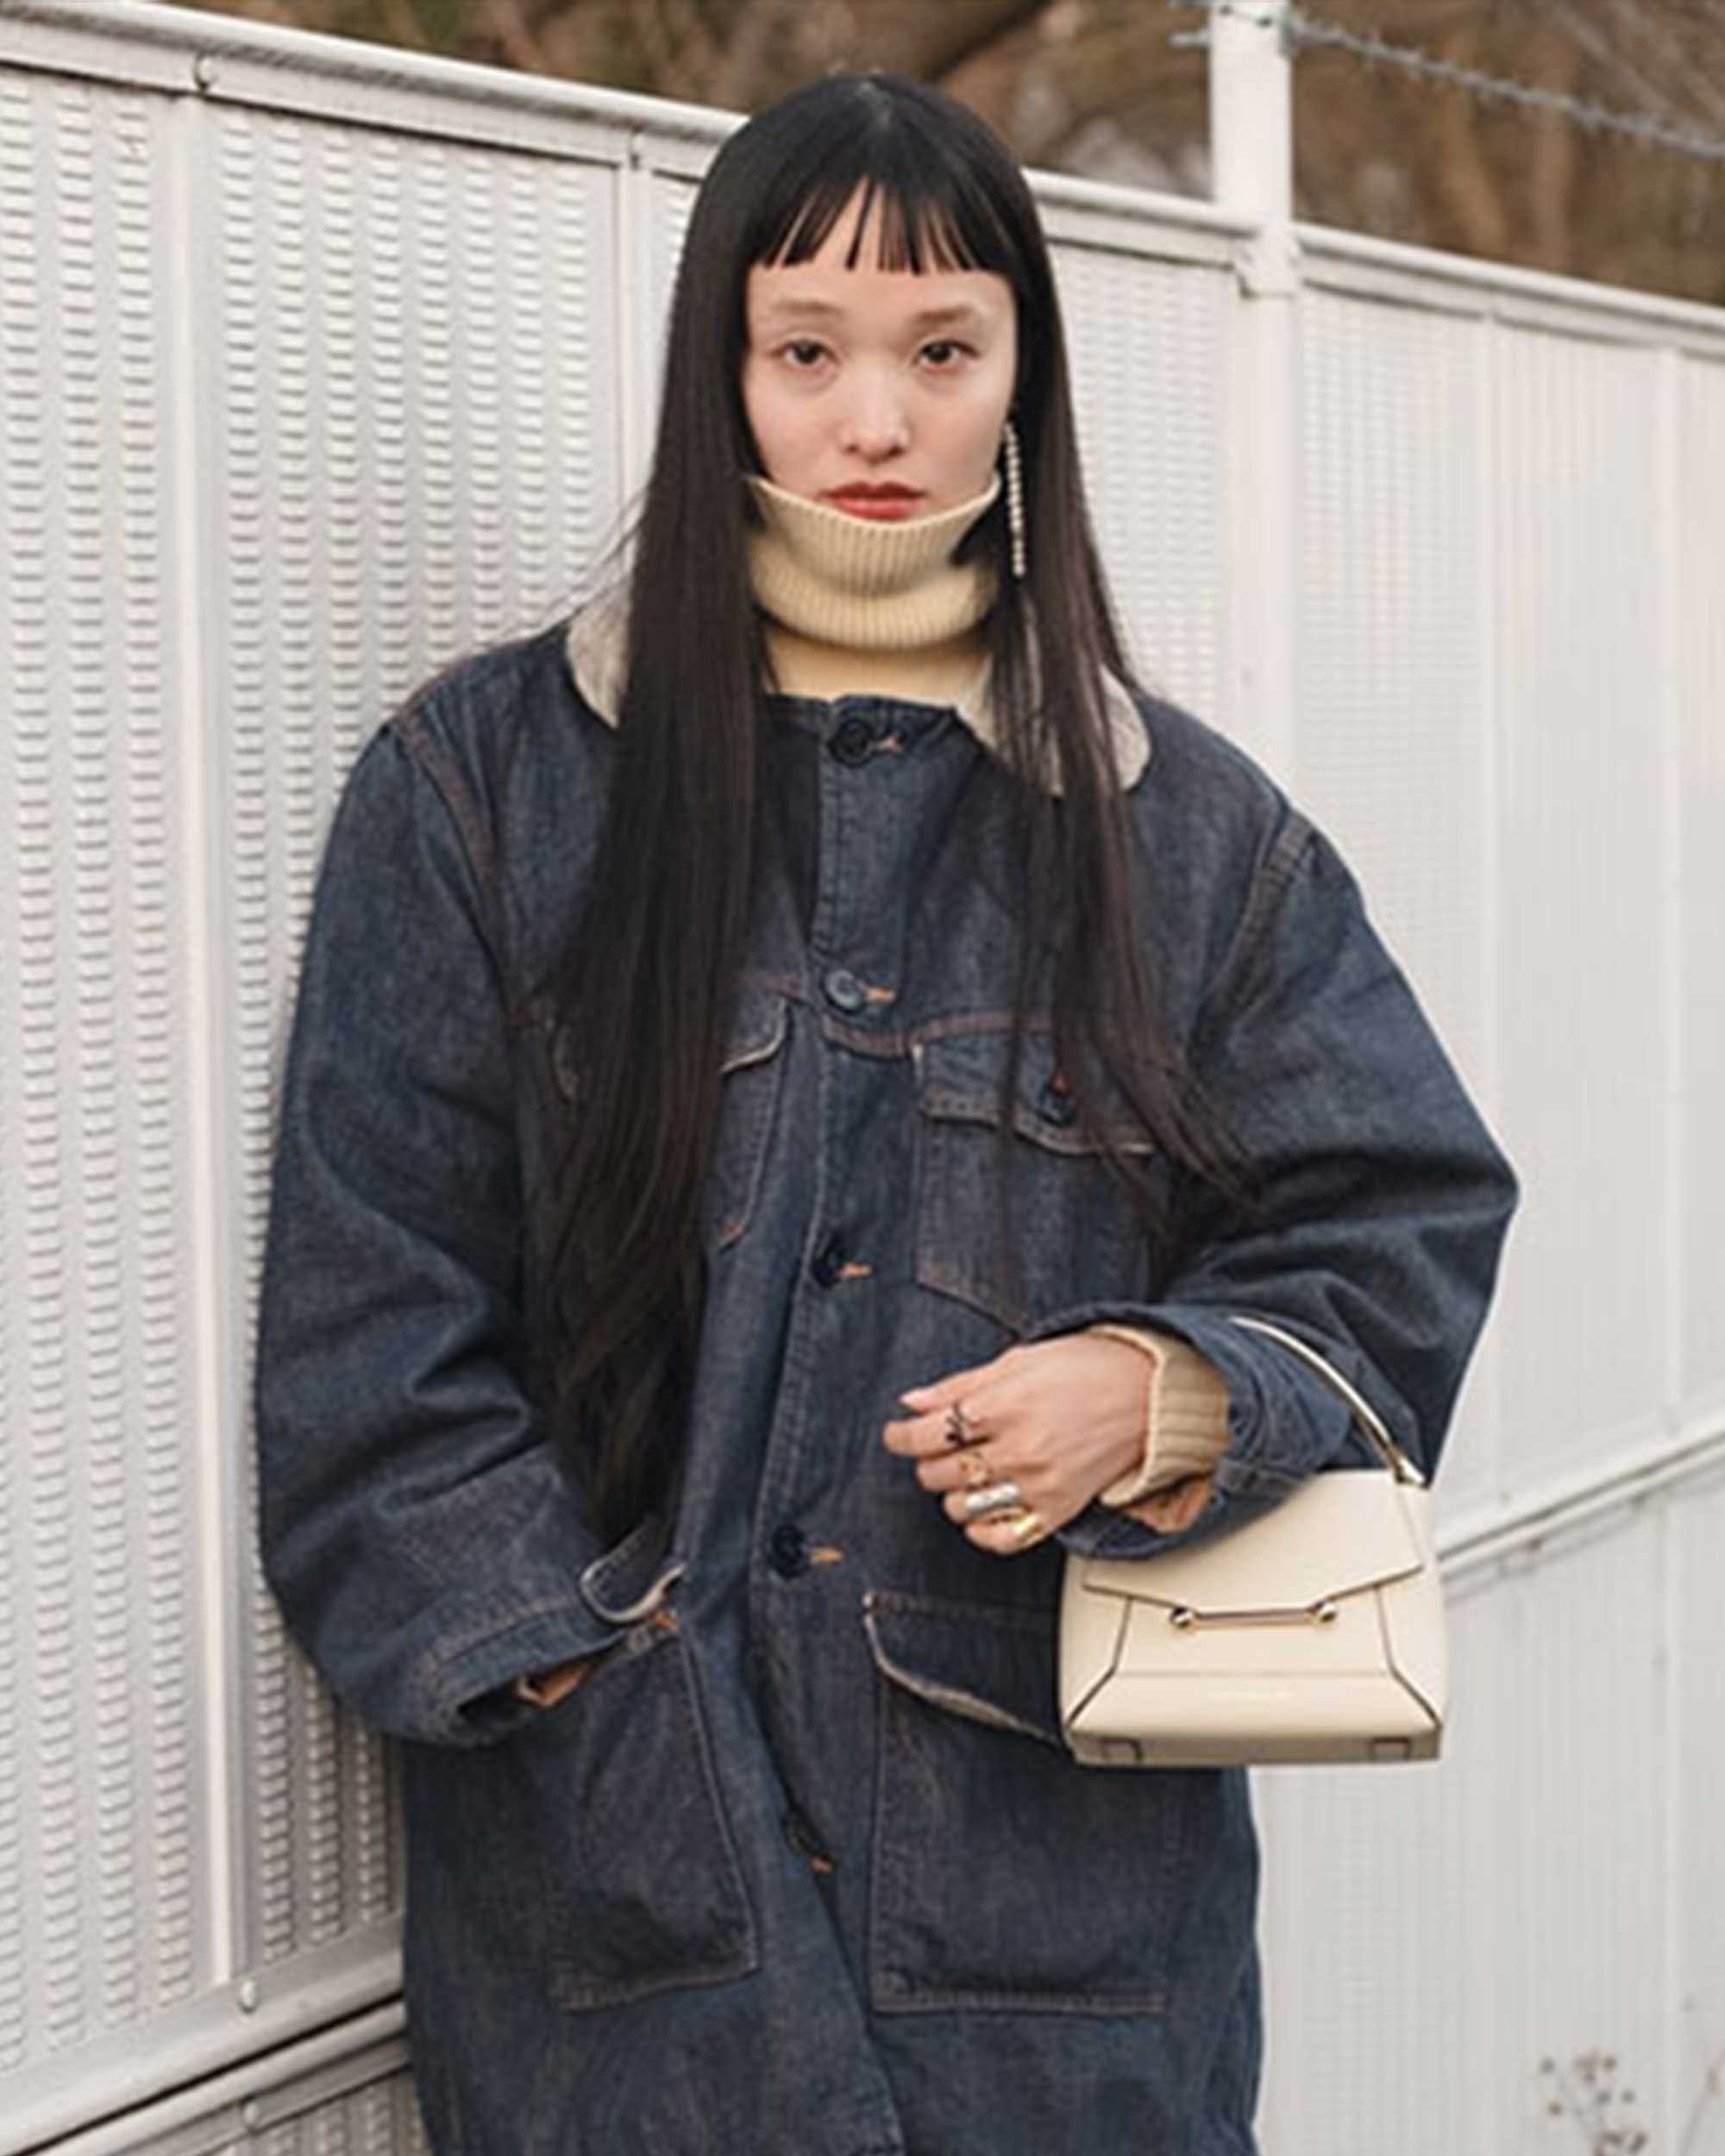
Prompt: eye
<box><xmin>781</xmin><ymin>340</ymin><xmax>831</xmax><ymax>370</ymax></box>
<box><xmin>918</xmin><ymin>340</ymin><xmax>974</xmax><ymax>370</ymax></box>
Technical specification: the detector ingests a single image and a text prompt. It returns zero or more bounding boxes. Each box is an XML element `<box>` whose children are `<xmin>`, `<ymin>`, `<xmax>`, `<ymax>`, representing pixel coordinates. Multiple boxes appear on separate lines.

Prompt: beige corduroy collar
<box><xmin>563</xmin><ymin>488</ymin><xmax>1150</xmax><ymax>794</ymax></box>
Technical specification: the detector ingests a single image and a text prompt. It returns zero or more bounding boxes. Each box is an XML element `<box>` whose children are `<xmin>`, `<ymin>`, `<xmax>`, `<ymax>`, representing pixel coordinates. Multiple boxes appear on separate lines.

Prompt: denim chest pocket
<box><xmin>863</xmin><ymin>1590</ymin><xmax>1203</xmax><ymax>2015</ymax></box>
<box><xmin>544</xmin><ymin>987</ymin><xmax>788</xmax><ymax>1253</ymax></box>
<box><xmin>912</xmin><ymin>1025</ymin><xmax>1161</xmax><ymax>1333</ymax></box>
<box><xmin>707</xmin><ymin>987</ymin><xmax>789</xmax><ymax>1251</ymax></box>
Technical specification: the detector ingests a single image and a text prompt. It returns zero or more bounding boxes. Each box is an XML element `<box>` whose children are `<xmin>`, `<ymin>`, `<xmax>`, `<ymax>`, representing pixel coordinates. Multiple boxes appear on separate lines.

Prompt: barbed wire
<box><xmin>1168</xmin><ymin>0</ymin><xmax>1725</xmax><ymax>164</ymax></box>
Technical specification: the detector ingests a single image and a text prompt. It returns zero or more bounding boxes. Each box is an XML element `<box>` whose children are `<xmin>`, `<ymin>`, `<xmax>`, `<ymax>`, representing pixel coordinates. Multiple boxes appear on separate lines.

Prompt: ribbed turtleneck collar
<box><xmin>743</xmin><ymin>471</ymin><xmax>999</xmax><ymax>652</ymax></box>
<box><xmin>561</xmin><ymin>481</ymin><xmax>1151</xmax><ymax>795</ymax></box>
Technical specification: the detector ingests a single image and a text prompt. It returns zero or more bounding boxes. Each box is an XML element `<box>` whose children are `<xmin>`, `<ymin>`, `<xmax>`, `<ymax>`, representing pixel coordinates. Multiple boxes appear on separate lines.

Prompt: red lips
<box><xmin>825</xmin><ymin>483</ymin><xmax>925</xmax><ymax>520</ymax></box>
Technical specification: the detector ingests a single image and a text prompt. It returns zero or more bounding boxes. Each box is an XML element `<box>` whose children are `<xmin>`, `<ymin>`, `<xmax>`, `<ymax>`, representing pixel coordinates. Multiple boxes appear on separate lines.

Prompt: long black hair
<box><xmin>533</xmin><ymin>73</ymin><xmax>1239</xmax><ymax>1543</ymax></box>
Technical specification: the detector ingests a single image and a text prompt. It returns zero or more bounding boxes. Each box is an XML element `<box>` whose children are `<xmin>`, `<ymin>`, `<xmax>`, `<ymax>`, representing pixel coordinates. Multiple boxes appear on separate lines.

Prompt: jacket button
<box><xmin>768</xmin><ymin>1521</ymin><xmax>807</xmax><ymax>1578</ymax></box>
<box><xmin>1038</xmin><ymin>1074</ymin><xmax>1078</xmax><ymax>1127</ymax></box>
<box><xmin>811</xmin><ymin>1232</ymin><xmax>847</xmax><ymax>1287</ymax></box>
<box><xmin>822</xmin><ymin>967</ymin><xmax>867</xmax><ymax>1013</ymax></box>
<box><xmin>831</xmin><ymin>715</ymin><xmax>875</xmax><ymax>765</ymax></box>
<box><xmin>783</xmin><ymin>1809</ymin><xmax>837</xmax><ymax>1873</ymax></box>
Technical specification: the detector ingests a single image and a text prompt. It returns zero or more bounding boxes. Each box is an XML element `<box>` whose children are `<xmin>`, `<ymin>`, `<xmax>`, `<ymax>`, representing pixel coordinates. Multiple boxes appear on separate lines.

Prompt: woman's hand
<box><xmin>881</xmin><ymin>1334</ymin><xmax>1212</xmax><ymax>1553</ymax></box>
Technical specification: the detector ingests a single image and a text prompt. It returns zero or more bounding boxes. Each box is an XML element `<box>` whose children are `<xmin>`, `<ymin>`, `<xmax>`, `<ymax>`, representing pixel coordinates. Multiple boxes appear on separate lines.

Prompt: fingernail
<box><xmin>899</xmin><ymin>1386</ymin><xmax>935</xmax><ymax>1407</ymax></box>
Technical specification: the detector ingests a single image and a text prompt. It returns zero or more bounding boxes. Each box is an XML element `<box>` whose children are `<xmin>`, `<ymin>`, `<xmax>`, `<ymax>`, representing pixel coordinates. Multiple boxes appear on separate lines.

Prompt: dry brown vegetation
<box><xmin>173</xmin><ymin>0</ymin><xmax>1725</xmax><ymax>304</ymax></box>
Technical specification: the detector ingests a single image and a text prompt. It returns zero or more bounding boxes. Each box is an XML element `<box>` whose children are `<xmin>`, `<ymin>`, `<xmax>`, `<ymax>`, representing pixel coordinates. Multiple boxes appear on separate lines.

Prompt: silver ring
<box><xmin>961</xmin><ymin>1480</ymin><xmax>1025</xmax><ymax>1520</ymax></box>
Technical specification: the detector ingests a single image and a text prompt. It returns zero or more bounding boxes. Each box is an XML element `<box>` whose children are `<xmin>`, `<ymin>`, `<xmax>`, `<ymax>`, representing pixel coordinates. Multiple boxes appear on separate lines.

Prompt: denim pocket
<box><xmin>708</xmin><ymin>986</ymin><xmax>789</xmax><ymax>1252</ymax></box>
<box><xmin>423</xmin><ymin>1608</ymin><xmax>759</xmax><ymax>2014</ymax></box>
<box><xmin>863</xmin><ymin>1590</ymin><xmax>1198</xmax><ymax>2015</ymax></box>
<box><xmin>541</xmin><ymin>987</ymin><xmax>787</xmax><ymax>1253</ymax></box>
<box><xmin>912</xmin><ymin>1025</ymin><xmax>1160</xmax><ymax>1333</ymax></box>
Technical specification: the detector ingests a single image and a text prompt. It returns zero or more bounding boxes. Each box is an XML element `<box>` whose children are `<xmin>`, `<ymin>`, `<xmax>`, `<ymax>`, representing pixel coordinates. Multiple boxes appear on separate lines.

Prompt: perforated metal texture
<box><xmin>242</xmin><ymin>2072</ymin><xmax>429</xmax><ymax>2156</ymax></box>
<box><xmin>1295</xmin><ymin>291</ymin><xmax>1489</xmax><ymax>1081</ymax></box>
<box><xmin>1679</xmin><ymin>360</ymin><xmax>1725</xmax><ymax>1424</ymax></box>
<box><xmin>1056</xmin><ymin>246</ymin><xmax>1230</xmax><ymax>721</ymax></box>
<box><xmin>201</xmin><ymin>101</ymin><xmax>624</xmax><ymax>1980</ymax></box>
<box><xmin>1487</xmin><ymin>326</ymin><xmax>1666</xmax><ymax>1483</ymax></box>
<box><xmin>1674</xmin><ymin>1470</ymin><xmax>1725</xmax><ymax>2153</ymax></box>
<box><xmin>1259</xmin><ymin>1512</ymin><xmax>1672</xmax><ymax>2156</ymax></box>
<box><xmin>1294</xmin><ymin>287</ymin><xmax>1502</xmax><ymax>1514</ymax></box>
<box><xmin>0</xmin><ymin>65</ymin><xmax>207</xmax><ymax>2084</ymax></box>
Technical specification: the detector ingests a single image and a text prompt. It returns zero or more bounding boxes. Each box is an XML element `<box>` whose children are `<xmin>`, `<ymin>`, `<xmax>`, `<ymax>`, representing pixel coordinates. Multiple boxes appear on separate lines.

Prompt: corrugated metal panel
<box><xmin>0</xmin><ymin>58</ymin><xmax>209</xmax><ymax>2091</ymax></box>
<box><xmin>1488</xmin><ymin>324</ymin><xmax>1667</xmax><ymax>1485</ymax></box>
<box><xmin>1056</xmin><ymin>245</ymin><xmax>1231</xmax><ymax>723</ymax></box>
<box><xmin>1678</xmin><ymin>361</ymin><xmax>1725</xmax><ymax>1427</ymax></box>
<box><xmin>198</xmin><ymin>97</ymin><xmax>624</xmax><ymax>1987</ymax></box>
<box><xmin>1258</xmin><ymin>1510</ymin><xmax>1672</xmax><ymax>2156</ymax></box>
<box><xmin>1293</xmin><ymin>286</ymin><xmax>1502</xmax><ymax>1516</ymax></box>
<box><xmin>242</xmin><ymin>2078</ymin><xmax>428</xmax><ymax>2156</ymax></box>
<box><xmin>1673</xmin><ymin>1471</ymin><xmax>1725</xmax><ymax>2156</ymax></box>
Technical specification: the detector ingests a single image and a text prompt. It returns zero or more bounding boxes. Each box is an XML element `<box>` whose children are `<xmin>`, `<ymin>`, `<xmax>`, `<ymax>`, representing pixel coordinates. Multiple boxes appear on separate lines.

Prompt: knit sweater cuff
<box><xmin>1085</xmin><ymin>1324</ymin><xmax>1232</xmax><ymax>1507</ymax></box>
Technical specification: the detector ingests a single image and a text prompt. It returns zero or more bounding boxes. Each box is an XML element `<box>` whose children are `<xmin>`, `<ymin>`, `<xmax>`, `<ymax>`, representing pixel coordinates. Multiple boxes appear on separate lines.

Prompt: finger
<box><xmin>881</xmin><ymin>1397</ymin><xmax>1000</xmax><ymax>1458</ymax></box>
<box><xmin>914</xmin><ymin>1443</ymin><xmax>999</xmax><ymax>1494</ymax></box>
<box><xmin>895</xmin><ymin>1350</ymin><xmax>1018</xmax><ymax>1413</ymax></box>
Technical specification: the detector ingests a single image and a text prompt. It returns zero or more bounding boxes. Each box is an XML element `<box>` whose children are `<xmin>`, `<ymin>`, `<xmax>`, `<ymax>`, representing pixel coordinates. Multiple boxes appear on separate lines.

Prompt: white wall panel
<box><xmin>243</xmin><ymin>2078</ymin><xmax>428</xmax><ymax>2156</ymax></box>
<box><xmin>1678</xmin><ymin>361</ymin><xmax>1725</xmax><ymax>1426</ymax></box>
<box><xmin>1293</xmin><ymin>288</ymin><xmax>1502</xmax><ymax>1514</ymax></box>
<box><xmin>1673</xmin><ymin>1470</ymin><xmax>1725</xmax><ymax>2156</ymax></box>
<box><xmin>197</xmin><ymin>101</ymin><xmax>625</xmax><ymax>1987</ymax></box>
<box><xmin>1259</xmin><ymin>1513</ymin><xmax>1671</xmax><ymax>2156</ymax></box>
<box><xmin>1294</xmin><ymin>292</ymin><xmax>1490</xmax><ymax>1089</ymax></box>
<box><xmin>1057</xmin><ymin>245</ymin><xmax>1231</xmax><ymax>722</ymax></box>
<box><xmin>0</xmin><ymin>61</ymin><xmax>209</xmax><ymax>2090</ymax></box>
<box><xmin>1488</xmin><ymin>327</ymin><xmax>1667</xmax><ymax>1481</ymax></box>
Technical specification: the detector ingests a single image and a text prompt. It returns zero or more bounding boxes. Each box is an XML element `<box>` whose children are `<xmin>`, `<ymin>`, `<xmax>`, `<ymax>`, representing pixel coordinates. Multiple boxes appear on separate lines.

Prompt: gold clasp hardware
<box><xmin>1169</xmin><ymin>1599</ymin><xmax>1339</xmax><ymax>1631</ymax></box>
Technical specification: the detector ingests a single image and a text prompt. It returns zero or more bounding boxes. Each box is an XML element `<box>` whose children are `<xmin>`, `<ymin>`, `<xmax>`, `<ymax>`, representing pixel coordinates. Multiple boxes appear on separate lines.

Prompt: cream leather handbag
<box><xmin>1059</xmin><ymin>1317</ymin><xmax>1446</xmax><ymax>1768</ymax></box>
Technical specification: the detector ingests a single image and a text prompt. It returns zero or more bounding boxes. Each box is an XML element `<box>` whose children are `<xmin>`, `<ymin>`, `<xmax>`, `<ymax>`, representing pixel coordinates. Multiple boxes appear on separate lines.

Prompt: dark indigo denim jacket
<box><xmin>254</xmin><ymin>622</ymin><xmax>1516</xmax><ymax>2156</ymax></box>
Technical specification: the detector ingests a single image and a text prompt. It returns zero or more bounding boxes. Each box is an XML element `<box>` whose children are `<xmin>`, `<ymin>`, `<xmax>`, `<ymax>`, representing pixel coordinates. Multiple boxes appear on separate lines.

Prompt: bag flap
<box><xmin>1074</xmin><ymin>1471</ymin><xmax>1430</xmax><ymax>1615</ymax></box>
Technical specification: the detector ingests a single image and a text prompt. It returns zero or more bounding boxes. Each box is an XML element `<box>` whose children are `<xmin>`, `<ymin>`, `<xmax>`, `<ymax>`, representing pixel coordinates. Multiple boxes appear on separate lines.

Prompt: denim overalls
<box><xmin>255</xmin><ymin>621</ymin><xmax>1516</xmax><ymax>2155</ymax></box>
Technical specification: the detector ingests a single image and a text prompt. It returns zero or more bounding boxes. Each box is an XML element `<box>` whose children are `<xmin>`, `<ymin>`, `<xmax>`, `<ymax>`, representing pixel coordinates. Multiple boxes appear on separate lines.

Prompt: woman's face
<box><xmin>741</xmin><ymin>187</ymin><xmax>1019</xmax><ymax>523</ymax></box>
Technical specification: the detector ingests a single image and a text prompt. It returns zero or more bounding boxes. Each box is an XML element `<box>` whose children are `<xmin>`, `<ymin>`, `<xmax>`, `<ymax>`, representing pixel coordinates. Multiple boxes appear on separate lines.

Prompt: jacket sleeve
<box><xmin>1041</xmin><ymin>815</ymin><xmax>1519</xmax><ymax>1561</ymax></box>
<box><xmin>254</xmin><ymin>720</ymin><xmax>638</xmax><ymax>1745</ymax></box>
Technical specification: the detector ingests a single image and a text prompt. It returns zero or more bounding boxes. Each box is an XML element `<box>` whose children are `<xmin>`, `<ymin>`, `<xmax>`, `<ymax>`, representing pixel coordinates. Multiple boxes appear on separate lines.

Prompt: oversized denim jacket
<box><xmin>254</xmin><ymin>620</ymin><xmax>1516</xmax><ymax>2156</ymax></box>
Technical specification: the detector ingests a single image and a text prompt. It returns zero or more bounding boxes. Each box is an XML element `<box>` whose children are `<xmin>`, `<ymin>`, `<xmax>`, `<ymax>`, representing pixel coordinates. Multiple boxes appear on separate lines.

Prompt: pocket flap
<box><xmin>1072</xmin><ymin>1471</ymin><xmax>1429</xmax><ymax>1617</ymax></box>
<box><xmin>914</xmin><ymin>1027</ymin><xmax>1153</xmax><ymax>1155</ymax></box>
<box><xmin>862</xmin><ymin>1590</ymin><xmax>1061</xmax><ymax>1746</ymax></box>
<box><xmin>721</xmin><ymin>984</ymin><xmax>788</xmax><ymax>1075</ymax></box>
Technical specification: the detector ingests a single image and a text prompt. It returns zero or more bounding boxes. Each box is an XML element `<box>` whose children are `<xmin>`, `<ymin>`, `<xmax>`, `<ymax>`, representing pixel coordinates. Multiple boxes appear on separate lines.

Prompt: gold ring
<box><xmin>958</xmin><ymin>1450</ymin><xmax>994</xmax><ymax>1489</ymax></box>
<box><xmin>1000</xmin><ymin>1510</ymin><xmax>1047</xmax><ymax>1548</ymax></box>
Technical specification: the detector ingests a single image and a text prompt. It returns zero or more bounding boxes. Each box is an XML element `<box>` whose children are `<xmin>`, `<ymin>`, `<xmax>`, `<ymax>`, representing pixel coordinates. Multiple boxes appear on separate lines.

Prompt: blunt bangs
<box><xmin>742</xmin><ymin>80</ymin><xmax>1024</xmax><ymax>283</ymax></box>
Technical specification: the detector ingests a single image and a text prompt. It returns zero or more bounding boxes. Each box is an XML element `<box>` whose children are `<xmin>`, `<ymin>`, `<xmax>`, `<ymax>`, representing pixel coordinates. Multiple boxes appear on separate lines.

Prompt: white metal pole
<box><xmin>1210</xmin><ymin>0</ymin><xmax>1294</xmax><ymax>227</ymax></box>
<box><xmin>1208</xmin><ymin>1</ymin><xmax>1300</xmax><ymax>782</ymax></box>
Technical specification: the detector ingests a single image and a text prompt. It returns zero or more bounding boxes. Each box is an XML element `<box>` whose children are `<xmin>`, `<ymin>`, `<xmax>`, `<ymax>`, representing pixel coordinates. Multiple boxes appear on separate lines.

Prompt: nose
<box><xmin>839</xmin><ymin>373</ymin><xmax>910</xmax><ymax>460</ymax></box>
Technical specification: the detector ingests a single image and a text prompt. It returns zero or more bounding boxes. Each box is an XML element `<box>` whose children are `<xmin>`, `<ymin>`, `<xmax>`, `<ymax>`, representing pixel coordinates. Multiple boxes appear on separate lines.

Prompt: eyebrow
<box><xmin>752</xmin><ymin>297</ymin><xmax>994</xmax><ymax>333</ymax></box>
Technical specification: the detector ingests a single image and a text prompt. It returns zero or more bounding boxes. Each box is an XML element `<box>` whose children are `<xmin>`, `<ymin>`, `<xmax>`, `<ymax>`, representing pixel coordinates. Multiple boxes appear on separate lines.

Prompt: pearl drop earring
<box><xmin>1001</xmin><ymin>417</ymin><xmax>1027</xmax><ymax>582</ymax></box>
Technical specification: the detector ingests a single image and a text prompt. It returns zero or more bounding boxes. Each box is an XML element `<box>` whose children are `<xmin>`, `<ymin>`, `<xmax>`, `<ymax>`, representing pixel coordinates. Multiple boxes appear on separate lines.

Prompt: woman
<box><xmin>255</xmin><ymin>72</ymin><xmax>1515</xmax><ymax>2156</ymax></box>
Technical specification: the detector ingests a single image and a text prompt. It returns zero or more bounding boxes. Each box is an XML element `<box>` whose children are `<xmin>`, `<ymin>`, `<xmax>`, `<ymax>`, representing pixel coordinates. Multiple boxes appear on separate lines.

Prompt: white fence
<box><xmin>1</xmin><ymin>2</ymin><xmax>1722</xmax><ymax>2150</ymax></box>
